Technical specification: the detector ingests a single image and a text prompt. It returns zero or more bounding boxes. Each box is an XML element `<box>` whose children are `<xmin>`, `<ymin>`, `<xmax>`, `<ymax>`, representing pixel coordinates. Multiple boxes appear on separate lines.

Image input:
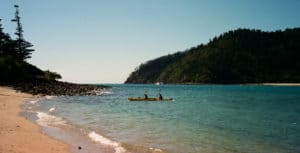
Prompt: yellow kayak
<box><xmin>128</xmin><ymin>97</ymin><xmax>173</xmax><ymax>101</ymax></box>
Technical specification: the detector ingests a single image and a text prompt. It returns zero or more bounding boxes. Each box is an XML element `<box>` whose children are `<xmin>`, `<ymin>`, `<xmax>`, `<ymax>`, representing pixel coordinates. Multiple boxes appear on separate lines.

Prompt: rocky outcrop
<box><xmin>3</xmin><ymin>80</ymin><xmax>109</xmax><ymax>96</ymax></box>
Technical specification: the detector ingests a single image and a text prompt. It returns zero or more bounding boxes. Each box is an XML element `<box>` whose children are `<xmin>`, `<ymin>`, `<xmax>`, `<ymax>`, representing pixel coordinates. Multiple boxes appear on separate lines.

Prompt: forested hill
<box><xmin>125</xmin><ymin>28</ymin><xmax>300</xmax><ymax>84</ymax></box>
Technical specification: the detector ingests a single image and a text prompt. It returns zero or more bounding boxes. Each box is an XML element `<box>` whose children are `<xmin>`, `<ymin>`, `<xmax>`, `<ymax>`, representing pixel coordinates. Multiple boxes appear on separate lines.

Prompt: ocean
<box><xmin>23</xmin><ymin>84</ymin><xmax>300</xmax><ymax>153</ymax></box>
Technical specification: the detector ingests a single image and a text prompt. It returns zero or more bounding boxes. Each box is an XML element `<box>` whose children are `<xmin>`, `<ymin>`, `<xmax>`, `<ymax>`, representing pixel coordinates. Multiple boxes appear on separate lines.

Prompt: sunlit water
<box><xmin>27</xmin><ymin>84</ymin><xmax>300</xmax><ymax>153</ymax></box>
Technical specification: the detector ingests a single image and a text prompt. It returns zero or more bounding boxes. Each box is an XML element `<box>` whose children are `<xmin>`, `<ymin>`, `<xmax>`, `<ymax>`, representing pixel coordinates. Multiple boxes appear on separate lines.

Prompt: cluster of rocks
<box><xmin>8</xmin><ymin>80</ymin><xmax>109</xmax><ymax>96</ymax></box>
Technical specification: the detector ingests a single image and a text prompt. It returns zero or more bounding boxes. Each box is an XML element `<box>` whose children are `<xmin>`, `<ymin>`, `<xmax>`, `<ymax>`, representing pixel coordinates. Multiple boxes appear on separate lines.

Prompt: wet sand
<box><xmin>0</xmin><ymin>87</ymin><xmax>70</xmax><ymax>153</ymax></box>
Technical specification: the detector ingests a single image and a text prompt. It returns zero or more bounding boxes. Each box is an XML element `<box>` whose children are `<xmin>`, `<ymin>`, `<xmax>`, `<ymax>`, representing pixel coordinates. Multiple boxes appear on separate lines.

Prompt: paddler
<box><xmin>158</xmin><ymin>92</ymin><xmax>163</xmax><ymax>100</ymax></box>
<box><xmin>157</xmin><ymin>89</ymin><xmax>163</xmax><ymax>100</ymax></box>
<box><xmin>144</xmin><ymin>91</ymin><xmax>148</xmax><ymax>99</ymax></box>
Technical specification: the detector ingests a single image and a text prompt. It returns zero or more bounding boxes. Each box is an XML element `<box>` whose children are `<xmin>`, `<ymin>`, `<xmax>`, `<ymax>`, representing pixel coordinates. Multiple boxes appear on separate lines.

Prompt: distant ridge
<box><xmin>125</xmin><ymin>28</ymin><xmax>300</xmax><ymax>84</ymax></box>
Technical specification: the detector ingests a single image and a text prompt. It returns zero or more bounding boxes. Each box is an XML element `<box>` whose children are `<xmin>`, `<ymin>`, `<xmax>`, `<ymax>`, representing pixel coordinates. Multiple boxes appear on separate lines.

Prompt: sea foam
<box><xmin>30</xmin><ymin>100</ymin><xmax>39</xmax><ymax>104</ymax></box>
<box><xmin>45</xmin><ymin>95</ymin><xmax>55</xmax><ymax>99</ymax></box>
<box><xmin>98</xmin><ymin>91</ymin><xmax>113</xmax><ymax>95</ymax></box>
<box><xmin>36</xmin><ymin>112</ymin><xmax>66</xmax><ymax>127</ymax></box>
<box><xmin>92</xmin><ymin>90</ymin><xmax>113</xmax><ymax>96</ymax></box>
<box><xmin>88</xmin><ymin>131</ymin><xmax>126</xmax><ymax>153</ymax></box>
<box><xmin>150</xmin><ymin>147</ymin><xmax>163</xmax><ymax>152</ymax></box>
<box><xmin>49</xmin><ymin>107</ymin><xmax>56</xmax><ymax>112</ymax></box>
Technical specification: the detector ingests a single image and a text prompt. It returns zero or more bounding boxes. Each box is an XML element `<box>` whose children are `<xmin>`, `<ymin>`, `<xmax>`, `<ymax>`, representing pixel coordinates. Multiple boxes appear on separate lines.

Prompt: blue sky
<box><xmin>1</xmin><ymin>0</ymin><xmax>300</xmax><ymax>83</ymax></box>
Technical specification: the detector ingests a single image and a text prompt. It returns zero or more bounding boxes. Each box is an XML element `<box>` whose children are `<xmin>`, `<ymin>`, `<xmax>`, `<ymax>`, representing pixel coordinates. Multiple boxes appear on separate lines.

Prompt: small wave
<box><xmin>30</xmin><ymin>100</ymin><xmax>38</xmax><ymax>104</ymax></box>
<box><xmin>36</xmin><ymin>112</ymin><xmax>66</xmax><ymax>127</ymax></box>
<box><xmin>89</xmin><ymin>90</ymin><xmax>113</xmax><ymax>96</ymax></box>
<box><xmin>88</xmin><ymin>131</ymin><xmax>126</xmax><ymax>153</ymax></box>
<box><xmin>45</xmin><ymin>96</ymin><xmax>55</xmax><ymax>99</ymax></box>
<box><xmin>150</xmin><ymin>147</ymin><xmax>163</xmax><ymax>152</ymax></box>
<box><xmin>49</xmin><ymin>107</ymin><xmax>56</xmax><ymax>112</ymax></box>
<box><xmin>98</xmin><ymin>91</ymin><xmax>113</xmax><ymax>95</ymax></box>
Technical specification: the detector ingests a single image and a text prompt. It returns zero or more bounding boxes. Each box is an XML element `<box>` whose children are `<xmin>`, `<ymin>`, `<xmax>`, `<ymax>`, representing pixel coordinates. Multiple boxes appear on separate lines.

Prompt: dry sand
<box><xmin>0</xmin><ymin>87</ymin><xmax>70</xmax><ymax>153</ymax></box>
<box><xmin>261</xmin><ymin>83</ymin><xmax>300</xmax><ymax>86</ymax></box>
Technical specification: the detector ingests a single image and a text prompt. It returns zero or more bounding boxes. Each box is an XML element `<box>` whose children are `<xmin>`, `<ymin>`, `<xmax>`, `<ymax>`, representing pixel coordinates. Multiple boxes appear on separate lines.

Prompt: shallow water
<box><xmin>24</xmin><ymin>84</ymin><xmax>300</xmax><ymax>153</ymax></box>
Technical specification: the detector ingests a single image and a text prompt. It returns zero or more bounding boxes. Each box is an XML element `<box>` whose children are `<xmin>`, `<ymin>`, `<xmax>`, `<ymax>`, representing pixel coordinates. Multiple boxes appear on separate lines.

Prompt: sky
<box><xmin>1</xmin><ymin>0</ymin><xmax>300</xmax><ymax>83</ymax></box>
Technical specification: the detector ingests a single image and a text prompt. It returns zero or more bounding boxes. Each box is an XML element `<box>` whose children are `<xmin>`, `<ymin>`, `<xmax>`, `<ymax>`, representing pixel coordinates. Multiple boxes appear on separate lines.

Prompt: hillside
<box><xmin>125</xmin><ymin>28</ymin><xmax>300</xmax><ymax>84</ymax></box>
<box><xmin>0</xmin><ymin>55</ymin><xmax>61</xmax><ymax>82</ymax></box>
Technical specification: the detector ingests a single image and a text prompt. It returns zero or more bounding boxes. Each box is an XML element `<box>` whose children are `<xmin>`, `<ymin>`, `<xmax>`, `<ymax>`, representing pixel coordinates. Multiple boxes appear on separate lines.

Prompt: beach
<box><xmin>0</xmin><ymin>87</ymin><xmax>69</xmax><ymax>153</ymax></box>
<box><xmin>261</xmin><ymin>83</ymin><xmax>300</xmax><ymax>86</ymax></box>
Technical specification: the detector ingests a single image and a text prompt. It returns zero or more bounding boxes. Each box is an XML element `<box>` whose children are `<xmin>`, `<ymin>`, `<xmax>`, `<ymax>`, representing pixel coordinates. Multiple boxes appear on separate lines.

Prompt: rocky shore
<box><xmin>1</xmin><ymin>80</ymin><xmax>109</xmax><ymax>96</ymax></box>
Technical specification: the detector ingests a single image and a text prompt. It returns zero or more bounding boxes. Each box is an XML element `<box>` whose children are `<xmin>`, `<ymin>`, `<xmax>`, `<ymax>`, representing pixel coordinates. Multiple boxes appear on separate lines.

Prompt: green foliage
<box><xmin>11</xmin><ymin>5</ymin><xmax>34</xmax><ymax>61</ymax></box>
<box><xmin>0</xmin><ymin>19</ymin><xmax>16</xmax><ymax>57</ymax></box>
<box><xmin>125</xmin><ymin>52</ymin><xmax>186</xmax><ymax>83</ymax></box>
<box><xmin>0</xmin><ymin>5</ymin><xmax>61</xmax><ymax>84</ymax></box>
<box><xmin>0</xmin><ymin>55</ymin><xmax>62</xmax><ymax>83</ymax></box>
<box><xmin>0</xmin><ymin>55</ymin><xmax>44</xmax><ymax>82</ymax></box>
<box><xmin>125</xmin><ymin>28</ymin><xmax>300</xmax><ymax>84</ymax></box>
<box><xmin>43</xmin><ymin>70</ymin><xmax>62</xmax><ymax>80</ymax></box>
<box><xmin>0</xmin><ymin>5</ymin><xmax>34</xmax><ymax>61</ymax></box>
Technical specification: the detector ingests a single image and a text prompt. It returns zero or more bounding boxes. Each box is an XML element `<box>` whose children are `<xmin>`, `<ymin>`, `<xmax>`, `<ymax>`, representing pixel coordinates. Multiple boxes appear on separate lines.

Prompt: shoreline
<box><xmin>21</xmin><ymin>89</ymin><xmax>166</xmax><ymax>153</ymax></box>
<box><xmin>0</xmin><ymin>86</ymin><xmax>163</xmax><ymax>153</ymax></box>
<box><xmin>0</xmin><ymin>87</ymin><xmax>70</xmax><ymax>153</ymax></box>
<box><xmin>260</xmin><ymin>83</ymin><xmax>300</xmax><ymax>86</ymax></box>
<box><xmin>126</xmin><ymin>82</ymin><xmax>300</xmax><ymax>86</ymax></box>
<box><xmin>22</xmin><ymin>97</ymin><xmax>161</xmax><ymax>153</ymax></box>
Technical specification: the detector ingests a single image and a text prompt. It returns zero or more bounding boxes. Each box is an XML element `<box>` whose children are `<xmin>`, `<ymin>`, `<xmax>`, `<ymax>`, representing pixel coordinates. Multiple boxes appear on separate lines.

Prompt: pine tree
<box><xmin>0</xmin><ymin>18</ymin><xmax>6</xmax><ymax>55</ymax></box>
<box><xmin>11</xmin><ymin>5</ymin><xmax>34</xmax><ymax>61</ymax></box>
<box><xmin>0</xmin><ymin>18</ymin><xmax>14</xmax><ymax>56</ymax></box>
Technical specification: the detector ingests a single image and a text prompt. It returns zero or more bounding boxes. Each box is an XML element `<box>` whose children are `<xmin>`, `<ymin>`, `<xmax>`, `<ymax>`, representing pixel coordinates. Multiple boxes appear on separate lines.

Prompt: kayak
<box><xmin>128</xmin><ymin>97</ymin><xmax>173</xmax><ymax>101</ymax></box>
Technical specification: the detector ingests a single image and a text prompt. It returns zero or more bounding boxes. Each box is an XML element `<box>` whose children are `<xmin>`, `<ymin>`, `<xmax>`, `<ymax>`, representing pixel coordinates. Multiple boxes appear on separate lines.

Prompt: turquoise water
<box><xmin>33</xmin><ymin>84</ymin><xmax>300</xmax><ymax>153</ymax></box>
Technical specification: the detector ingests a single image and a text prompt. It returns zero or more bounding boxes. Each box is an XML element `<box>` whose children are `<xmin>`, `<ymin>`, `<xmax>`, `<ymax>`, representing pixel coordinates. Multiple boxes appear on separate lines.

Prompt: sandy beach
<box><xmin>0</xmin><ymin>87</ymin><xmax>69</xmax><ymax>153</ymax></box>
<box><xmin>261</xmin><ymin>83</ymin><xmax>300</xmax><ymax>86</ymax></box>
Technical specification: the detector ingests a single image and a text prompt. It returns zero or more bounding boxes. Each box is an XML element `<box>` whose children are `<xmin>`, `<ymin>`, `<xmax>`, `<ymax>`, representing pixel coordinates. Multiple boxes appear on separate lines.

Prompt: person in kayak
<box><xmin>158</xmin><ymin>92</ymin><xmax>163</xmax><ymax>100</ymax></box>
<box><xmin>144</xmin><ymin>91</ymin><xmax>148</xmax><ymax>99</ymax></box>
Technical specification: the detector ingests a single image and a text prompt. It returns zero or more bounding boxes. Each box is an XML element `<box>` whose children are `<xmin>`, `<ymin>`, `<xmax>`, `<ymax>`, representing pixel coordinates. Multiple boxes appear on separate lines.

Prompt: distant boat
<box><xmin>128</xmin><ymin>97</ymin><xmax>173</xmax><ymax>101</ymax></box>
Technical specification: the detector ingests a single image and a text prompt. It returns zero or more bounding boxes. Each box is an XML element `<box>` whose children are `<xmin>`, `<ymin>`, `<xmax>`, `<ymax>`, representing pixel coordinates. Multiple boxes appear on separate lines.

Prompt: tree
<box><xmin>0</xmin><ymin>18</ymin><xmax>15</xmax><ymax>56</ymax></box>
<box><xmin>0</xmin><ymin>18</ymin><xmax>5</xmax><ymax>55</ymax></box>
<box><xmin>44</xmin><ymin>70</ymin><xmax>62</xmax><ymax>80</ymax></box>
<box><xmin>11</xmin><ymin>5</ymin><xmax>34</xmax><ymax>61</ymax></box>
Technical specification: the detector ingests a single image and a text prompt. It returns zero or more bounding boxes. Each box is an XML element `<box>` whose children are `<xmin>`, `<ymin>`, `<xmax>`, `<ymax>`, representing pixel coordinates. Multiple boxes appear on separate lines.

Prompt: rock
<box><xmin>9</xmin><ymin>80</ymin><xmax>109</xmax><ymax>96</ymax></box>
